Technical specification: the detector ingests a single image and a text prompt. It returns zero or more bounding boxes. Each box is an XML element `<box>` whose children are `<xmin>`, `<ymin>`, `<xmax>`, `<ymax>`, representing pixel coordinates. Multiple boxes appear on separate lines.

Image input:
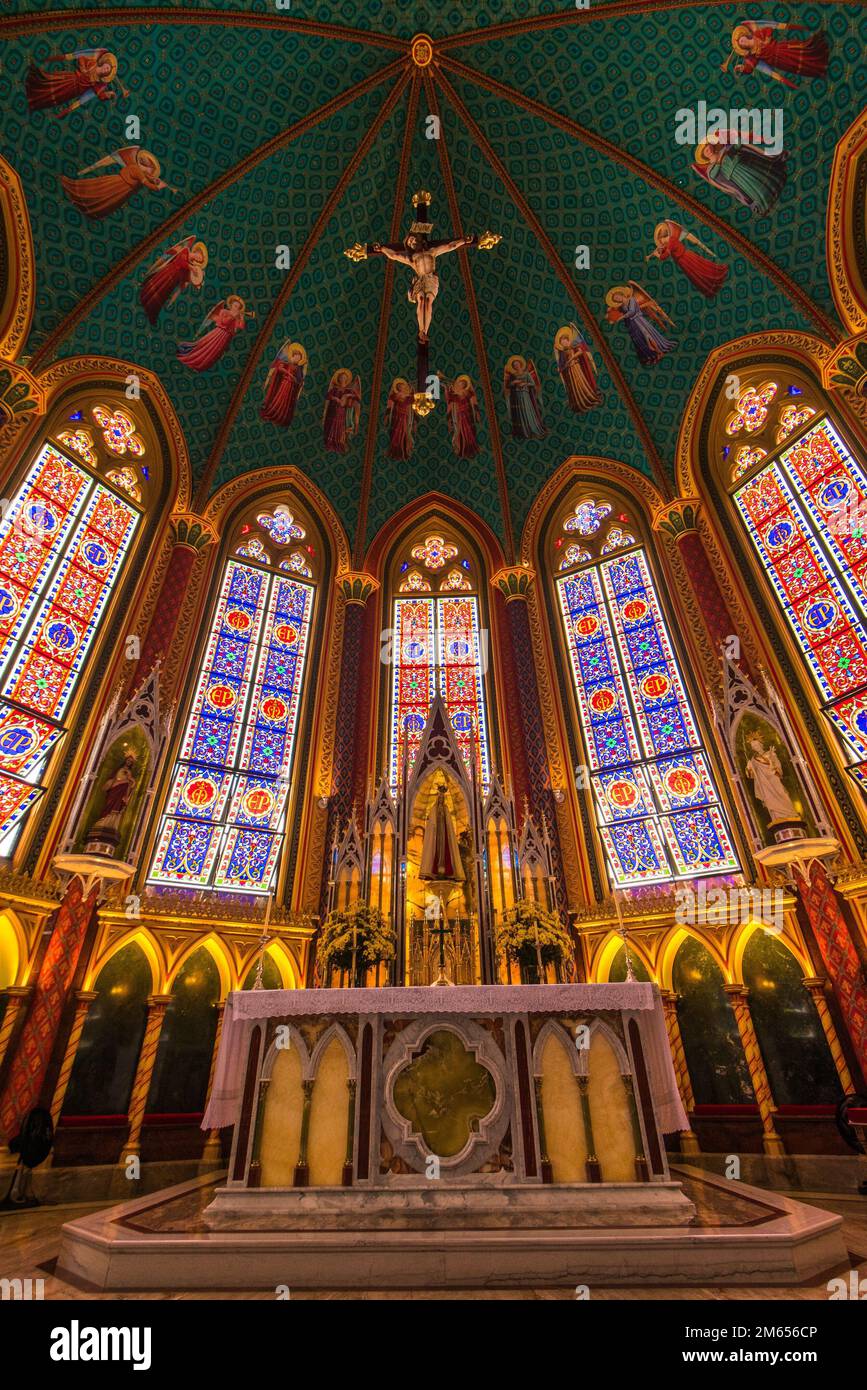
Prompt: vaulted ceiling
<box><xmin>3</xmin><ymin>2</ymin><xmax>864</xmax><ymax>558</ymax></box>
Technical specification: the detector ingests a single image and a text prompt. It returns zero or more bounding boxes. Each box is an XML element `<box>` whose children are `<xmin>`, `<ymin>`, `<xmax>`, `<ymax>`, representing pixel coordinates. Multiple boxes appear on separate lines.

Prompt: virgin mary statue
<box><xmin>419</xmin><ymin>781</ymin><xmax>465</xmax><ymax>887</ymax></box>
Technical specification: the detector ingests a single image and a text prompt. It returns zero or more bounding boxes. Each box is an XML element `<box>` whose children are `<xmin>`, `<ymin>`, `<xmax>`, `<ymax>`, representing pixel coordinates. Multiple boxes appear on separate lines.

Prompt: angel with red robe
<box><xmin>26</xmin><ymin>49</ymin><xmax>129</xmax><ymax>118</ymax></box>
<box><xmin>605</xmin><ymin>282</ymin><xmax>675</xmax><ymax>365</ymax></box>
<box><xmin>177</xmin><ymin>296</ymin><xmax>253</xmax><ymax>373</ymax></box>
<box><xmin>439</xmin><ymin>373</ymin><xmax>480</xmax><ymax>458</ymax></box>
<box><xmin>645</xmin><ymin>220</ymin><xmax>728</xmax><ymax>299</ymax></box>
<box><xmin>260</xmin><ymin>341</ymin><xmax>307</xmax><ymax>426</ymax></box>
<box><xmin>722</xmin><ymin>21</ymin><xmax>829</xmax><ymax>87</ymax></box>
<box><xmin>140</xmin><ymin>237</ymin><xmax>208</xmax><ymax>325</ymax></box>
<box><xmin>385</xmin><ymin>378</ymin><xmax>415</xmax><ymax>460</ymax></box>
<box><xmin>554</xmin><ymin>325</ymin><xmax>602</xmax><ymax>413</ymax></box>
<box><xmin>503</xmin><ymin>356</ymin><xmax>546</xmax><ymax>439</ymax></box>
<box><xmin>322</xmin><ymin>368</ymin><xmax>361</xmax><ymax>452</ymax></box>
<box><xmin>61</xmin><ymin>147</ymin><xmax>176</xmax><ymax>220</ymax></box>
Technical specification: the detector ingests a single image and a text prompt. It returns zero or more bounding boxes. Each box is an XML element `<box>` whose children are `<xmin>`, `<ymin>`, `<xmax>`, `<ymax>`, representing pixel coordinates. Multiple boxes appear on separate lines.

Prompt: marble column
<box><xmin>129</xmin><ymin>512</ymin><xmax>217</xmax><ymax>691</ymax></box>
<box><xmin>201</xmin><ymin>1001</ymin><xmax>226</xmax><ymax>1164</ymax></box>
<box><xmin>319</xmin><ymin>573</ymin><xmax>379</xmax><ymax>917</ymax></box>
<box><xmin>802</xmin><ymin>976</ymin><xmax>855</xmax><ymax>1094</ymax></box>
<box><xmin>796</xmin><ymin>863</ymin><xmax>867</xmax><ymax>1089</ymax></box>
<box><xmin>121</xmin><ymin>993</ymin><xmax>173</xmax><ymax>1164</ymax></box>
<box><xmin>49</xmin><ymin>989</ymin><xmax>98</xmax><ymax>1130</ymax></box>
<box><xmin>0</xmin><ymin>877</ymin><xmax>99</xmax><ymax>1148</ymax></box>
<box><xmin>724</xmin><ymin>984</ymin><xmax>786</xmax><ymax>1156</ymax></box>
<box><xmin>491</xmin><ymin>566</ymin><xmax>568</xmax><ymax>915</ymax></box>
<box><xmin>0</xmin><ymin>986</ymin><xmax>32</xmax><ymax>1076</ymax></box>
<box><xmin>660</xmin><ymin>989</ymin><xmax>700</xmax><ymax>1155</ymax></box>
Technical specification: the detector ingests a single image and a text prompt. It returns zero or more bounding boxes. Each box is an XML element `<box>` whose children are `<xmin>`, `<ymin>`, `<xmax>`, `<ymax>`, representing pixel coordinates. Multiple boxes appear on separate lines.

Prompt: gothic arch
<box><xmin>166</xmin><ymin>934</ymin><xmax>232</xmax><ymax>999</ymax></box>
<box><xmin>85</xmin><ymin>927</ymin><xmax>161</xmax><ymax>994</ymax></box>
<box><xmin>658</xmin><ymin>924</ymin><xmax>732</xmax><ymax>992</ymax></box>
<box><xmin>309</xmin><ymin>1022</ymin><xmax>356</xmax><ymax>1081</ymax></box>
<box><xmin>827</xmin><ymin>107</ymin><xmax>867</xmax><ymax>336</ymax></box>
<box><xmin>0</xmin><ymin>909</ymin><xmax>25</xmax><ymax>989</ymax></box>
<box><xmin>262</xmin><ymin>1024</ymin><xmax>311</xmax><ymax>1082</ymax></box>
<box><xmin>0</xmin><ymin>154</ymin><xmax>35</xmax><ymax>362</ymax></box>
<box><xmin>591</xmin><ymin>930</ymin><xmax>656</xmax><ymax>985</ymax></box>
<box><xmin>531</xmin><ymin>1017</ymin><xmax>579</xmax><ymax>1076</ymax></box>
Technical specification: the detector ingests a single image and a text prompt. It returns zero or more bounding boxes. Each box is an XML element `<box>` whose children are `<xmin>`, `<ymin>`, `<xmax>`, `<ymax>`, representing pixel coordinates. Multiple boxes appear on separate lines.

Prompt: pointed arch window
<box><xmin>554</xmin><ymin>502</ymin><xmax>738</xmax><ymax>888</ymax></box>
<box><xmin>148</xmin><ymin>512</ymin><xmax>315</xmax><ymax>894</ymax></box>
<box><xmin>728</xmin><ymin>406</ymin><xmax>867</xmax><ymax>773</ymax></box>
<box><xmin>0</xmin><ymin>439</ymin><xmax>141</xmax><ymax>847</ymax></box>
<box><xmin>389</xmin><ymin>534</ymin><xmax>490</xmax><ymax>790</ymax></box>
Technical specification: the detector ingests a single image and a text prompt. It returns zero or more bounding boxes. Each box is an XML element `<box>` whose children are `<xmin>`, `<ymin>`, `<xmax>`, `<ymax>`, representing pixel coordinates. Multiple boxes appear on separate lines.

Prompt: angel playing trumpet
<box><xmin>61</xmin><ymin>146</ymin><xmax>176</xmax><ymax>220</ymax></box>
<box><xmin>645</xmin><ymin>220</ymin><xmax>728</xmax><ymax>299</ymax></box>
<box><xmin>605</xmin><ymin>282</ymin><xmax>675</xmax><ymax>365</ymax></box>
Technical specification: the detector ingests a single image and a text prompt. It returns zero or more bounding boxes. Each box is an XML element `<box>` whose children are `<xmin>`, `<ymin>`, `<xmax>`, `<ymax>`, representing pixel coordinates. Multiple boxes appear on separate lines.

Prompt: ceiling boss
<box><xmin>345</xmin><ymin>191</ymin><xmax>501</xmax><ymax>415</ymax></box>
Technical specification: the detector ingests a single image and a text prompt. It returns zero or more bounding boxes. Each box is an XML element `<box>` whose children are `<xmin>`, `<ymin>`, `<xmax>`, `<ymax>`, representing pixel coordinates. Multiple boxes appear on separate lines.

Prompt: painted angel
<box><xmin>722</xmin><ymin>21</ymin><xmax>829</xmax><ymax>87</ymax></box>
<box><xmin>177</xmin><ymin>296</ymin><xmax>253</xmax><ymax>373</ymax></box>
<box><xmin>440</xmin><ymin>373</ymin><xmax>480</xmax><ymax>458</ymax></box>
<box><xmin>693</xmin><ymin>132</ymin><xmax>787</xmax><ymax>217</ymax></box>
<box><xmin>503</xmin><ymin>355</ymin><xmax>546</xmax><ymax>439</ymax></box>
<box><xmin>554</xmin><ymin>325</ymin><xmax>602</xmax><ymax>413</ymax></box>
<box><xmin>140</xmin><ymin>236</ymin><xmax>208</xmax><ymax>325</ymax></box>
<box><xmin>61</xmin><ymin>147</ymin><xmax>176</xmax><ymax>220</ymax></box>
<box><xmin>385</xmin><ymin>378</ymin><xmax>415</xmax><ymax>460</ymax></box>
<box><xmin>260</xmin><ymin>341</ymin><xmax>307</xmax><ymax>426</ymax></box>
<box><xmin>26</xmin><ymin>49</ymin><xmax>128</xmax><ymax>118</ymax></box>
<box><xmin>322</xmin><ymin>368</ymin><xmax>361</xmax><ymax>452</ymax></box>
<box><xmin>646</xmin><ymin>220</ymin><xmax>728</xmax><ymax>298</ymax></box>
<box><xmin>605</xmin><ymin>282</ymin><xmax>675</xmax><ymax>365</ymax></box>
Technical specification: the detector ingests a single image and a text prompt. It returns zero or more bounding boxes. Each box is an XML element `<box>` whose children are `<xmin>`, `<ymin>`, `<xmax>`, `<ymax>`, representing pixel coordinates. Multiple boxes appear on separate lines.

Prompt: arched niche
<box><xmin>606</xmin><ymin>941</ymin><xmax>652</xmax><ymax>983</ymax></box>
<box><xmin>62</xmin><ymin>941</ymin><xmax>153</xmax><ymax>1118</ymax></box>
<box><xmin>672</xmin><ymin>934</ymin><xmax>753</xmax><ymax>1106</ymax></box>
<box><xmin>0</xmin><ymin>910</ymin><xmax>23</xmax><ymax>989</ymax></box>
<box><xmin>741</xmin><ymin>929</ymin><xmax>841</xmax><ymax>1106</ymax></box>
<box><xmin>587</xmin><ymin>1025</ymin><xmax>637</xmax><ymax>1183</ymax></box>
<box><xmin>307</xmin><ymin>1028</ymin><xmax>353</xmax><ymax>1187</ymax></box>
<box><xmin>537</xmin><ymin>1022</ymin><xmax>588</xmax><ymax>1183</ymax></box>
<box><xmin>146</xmin><ymin>944</ymin><xmax>221</xmax><ymax>1115</ymax></box>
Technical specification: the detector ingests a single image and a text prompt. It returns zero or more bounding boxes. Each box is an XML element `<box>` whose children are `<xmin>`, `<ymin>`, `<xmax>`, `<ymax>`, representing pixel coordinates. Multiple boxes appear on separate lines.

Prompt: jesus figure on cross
<box><xmin>345</xmin><ymin>192</ymin><xmax>500</xmax><ymax>344</ymax></box>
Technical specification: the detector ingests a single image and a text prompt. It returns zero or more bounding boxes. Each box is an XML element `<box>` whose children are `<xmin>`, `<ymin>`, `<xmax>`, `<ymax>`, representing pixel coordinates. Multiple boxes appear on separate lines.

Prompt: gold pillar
<box><xmin>49</xmin><ymin>989</ymin><xmax>98</xmax><ymax>1130</ymax></box>
<box><xmin>120</xmin><ymin>993</ymin><xmax>172</xmax><ymax>1165</ymax></box>
<box><xmin>724</xmin><ymin>984</ymin><xmax>785</xmax><ymax>1157</ymax></box>
<box><xmin>201</xmin><ymin>1001</ymin><xmax>226</xmax><ymax>1165</ymax></box>
<box><xmin>661</xmin><ymin>989</ymin><xmax>700</xmax><ymax>1156</ymax></box>
<box><xmin>802</xmin><ymin>976</ymin><xmax>855</xmax><ymax>1094</ymax></box>
<box><xmin>0</xmin><ymin>985</ymin><xmax>32</xmax><ymax>1073</ymax></box>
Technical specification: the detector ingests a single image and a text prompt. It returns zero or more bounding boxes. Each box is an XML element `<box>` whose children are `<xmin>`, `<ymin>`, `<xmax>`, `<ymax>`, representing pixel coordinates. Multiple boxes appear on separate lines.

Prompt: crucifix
<box><xmin>428</xmin><ymin>898</ymin><xmax>454</xmax><ymax>988</ymax></box>
<box><xmin>345</xmin><ymin>191</ymin><xmax>501</xmax><ymax>414</ymax></box>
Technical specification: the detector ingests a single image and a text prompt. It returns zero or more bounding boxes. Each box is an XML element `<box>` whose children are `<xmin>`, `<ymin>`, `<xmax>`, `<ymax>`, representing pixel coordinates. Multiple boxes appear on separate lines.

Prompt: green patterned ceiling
<box><xmin>2</xmin><ymin>2</ymin><xmax>864</xmax><ymax>555</ymax></box>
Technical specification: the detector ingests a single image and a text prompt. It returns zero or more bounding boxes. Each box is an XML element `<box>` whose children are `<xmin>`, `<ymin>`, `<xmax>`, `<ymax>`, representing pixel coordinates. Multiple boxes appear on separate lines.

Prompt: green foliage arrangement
<box><xmin>317</xmin><ymin>903</ymin><xmax>396</xmax><ymax>985</ymax></box>
<box><xmin>495</xmin><ymin>899</ymin><xmax>573</xmax><ymax>976</ymax></box>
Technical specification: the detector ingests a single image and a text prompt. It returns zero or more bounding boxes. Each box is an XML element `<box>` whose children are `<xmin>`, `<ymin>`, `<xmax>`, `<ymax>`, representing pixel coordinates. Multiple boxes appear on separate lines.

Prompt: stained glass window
<box><xmin>733</xmin><ymin>416</ymin><xmax>867</xmax><ymax>762</ymax></box>
<box><xmin>557</xmin><ymin>548</ymin><xmax>738</xmax><ymax>887</ymax></box>
<box><xmin>0</xmin><ymin>442</ymin><xmax>140</xmax><ymax>842</ymax></box>
<box><xmin>390</xmin><ymin>594</ymin><xmax>491</xmax><ymax>790</ymax></box>
<box><xmin>149</xmin><ymin>558</ymin><xmax>314</xmax><ymax>894</ymax></box>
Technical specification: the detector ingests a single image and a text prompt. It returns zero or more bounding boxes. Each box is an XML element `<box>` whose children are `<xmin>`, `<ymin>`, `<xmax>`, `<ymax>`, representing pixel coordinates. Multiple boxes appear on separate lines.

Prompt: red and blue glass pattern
<box><xmin>558</xmin><ymin>550</ymin><xmax>737</xmax><ymax>887</ymax></box>
<box><xmin>390</xmin><ymin>598</ymin><xmax>436</xmax><ymax>788</ymax></box>
<box><xmin>0</xmin><ymin>445</ymin><xmax>140</xmax><ymax>839</ymax></box>
<box><xmin>1</xmin><ymin>487</ymin><xmax>138</xmax><ymax>720</ymax></box>
<box><xmin>734</xmin><ymin>420</ymin><xmax>867</xmax><ymax>758</ymax></box>
<box><xmin>149</xmin><ymin>561</ymin><xmax>313</xmax><ymax>894</ymax></box>
<box><xmin>390</xmin><ymin>596</ymin><xmax>491</xmax><ymax>789</ymax></box>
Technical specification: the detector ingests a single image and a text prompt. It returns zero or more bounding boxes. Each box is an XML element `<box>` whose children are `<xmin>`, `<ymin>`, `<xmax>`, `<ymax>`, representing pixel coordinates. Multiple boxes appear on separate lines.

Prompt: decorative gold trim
<box><xmin>203</xmin><ymin>464</ymin><xmax>350</xmax><ymax>574</ymax></box>
<box><xmin>651</xmin><ymin>497</ymin><xmax>701</xmax><ymax>539</ymax></box>
<box><xmin>0</xmin><ymin>156</ymin><xmax>35</xmax><ymax>360</ymax></box>
<box><xmin>0</xmin><ymin>356</ymin><xmax>45</xmax><ymax>425</ymax></box>
<box><xmin>410</xmin><ymin>36</ymin><xmax>434</xmax><ymax>68</ymax></box>
<box><xmin>171</xmin><ymin>512</ymin><xmax>219</xmax><ymax>552</ymax></box>
<box><xmin>337</xmin><ymin>571</ymin><xmax>380</xmax><ymax>606</ymax></box>
<box><xmin>826</xmin><ymin>107</ymin><xmax>867</xmax><ymax>336</ymax></box>
<box><xmin>520</xmin><ymin>454</ymin><xmax>664</xmax><ymax>566</ymax></box>
<box><xmin>491</xmin><ymin>563</ymin><xmax>535</xmax><ymax>601</ymax></box>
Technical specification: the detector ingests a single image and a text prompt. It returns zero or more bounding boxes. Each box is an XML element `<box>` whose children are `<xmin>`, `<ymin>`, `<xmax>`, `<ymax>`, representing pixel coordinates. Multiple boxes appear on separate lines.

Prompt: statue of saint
<box><xmin>86</xmin><ymin>750</ymin><xmax>139</xmax><ymax>854</ymax></box>
<box><xmin>744</xmin><ymin>735</ymin><xmax>797</xmax><ymax>823</ymax></box>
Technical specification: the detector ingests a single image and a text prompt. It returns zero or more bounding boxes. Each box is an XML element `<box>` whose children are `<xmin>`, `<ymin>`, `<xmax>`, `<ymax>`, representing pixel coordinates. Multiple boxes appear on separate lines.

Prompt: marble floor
<box><xmin>1</xmin><ymin>1170</ymin><xmax>865</xmax><ymax>1299</ymax></box>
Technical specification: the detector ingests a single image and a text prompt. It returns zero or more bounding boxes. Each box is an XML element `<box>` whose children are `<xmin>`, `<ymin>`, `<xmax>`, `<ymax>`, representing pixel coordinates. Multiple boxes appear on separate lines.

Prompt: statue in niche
<box><xmin>77</xmin><ymin>730</ymin><xmax>150</xmax><ymax>860</ymax></box>
<box><xmin>744</xmin><ymin>734</ymin><xmax>798</xmax><ymax>823</ymax></box>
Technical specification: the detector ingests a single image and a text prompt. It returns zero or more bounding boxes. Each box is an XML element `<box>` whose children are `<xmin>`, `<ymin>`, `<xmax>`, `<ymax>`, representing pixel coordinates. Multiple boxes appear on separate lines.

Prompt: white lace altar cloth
<box><xmin>202</xmin><ymin>983</ymin><xmax>687</xmax><ymax>1135</ymax></box>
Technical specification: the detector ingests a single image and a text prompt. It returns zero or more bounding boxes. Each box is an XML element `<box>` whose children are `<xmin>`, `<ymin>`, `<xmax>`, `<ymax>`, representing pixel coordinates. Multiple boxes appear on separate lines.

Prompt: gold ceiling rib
<box><xmin>437</xmin><ymin>0</ymin><xmax>844</xmax><ymax>51</ymax></box>
<box><xmin>0</xmin><ymin>6</ymin><xmax>406</xmax><ymax>50</ymax></box>
<box><xmin>439</xmin><ymin>53</ymin><xmax>841</xmax><ymax>345</ymax></box>
<box><xmin>434</xmin><ymin>68</ymin><xmax>671</xmax><ymax>499</ymax></box>
<box><xmin>30</xmin><ymin>57</ymin><xmax>405</xmax><ymax>373</ymax></box>
<box><xmin>194</xmin><ymin>70</ymin><xmax>412</xmax><ymax>510</ymax></box>
<box><xmin>353</xmin><ymin>74</ymin><xmax>422</xmax><ymax>568</ymax></box>
<box><xmin>425</xmin><ymin>72</ymin><xmax>515</xmax><ymax>564</ymax></box>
